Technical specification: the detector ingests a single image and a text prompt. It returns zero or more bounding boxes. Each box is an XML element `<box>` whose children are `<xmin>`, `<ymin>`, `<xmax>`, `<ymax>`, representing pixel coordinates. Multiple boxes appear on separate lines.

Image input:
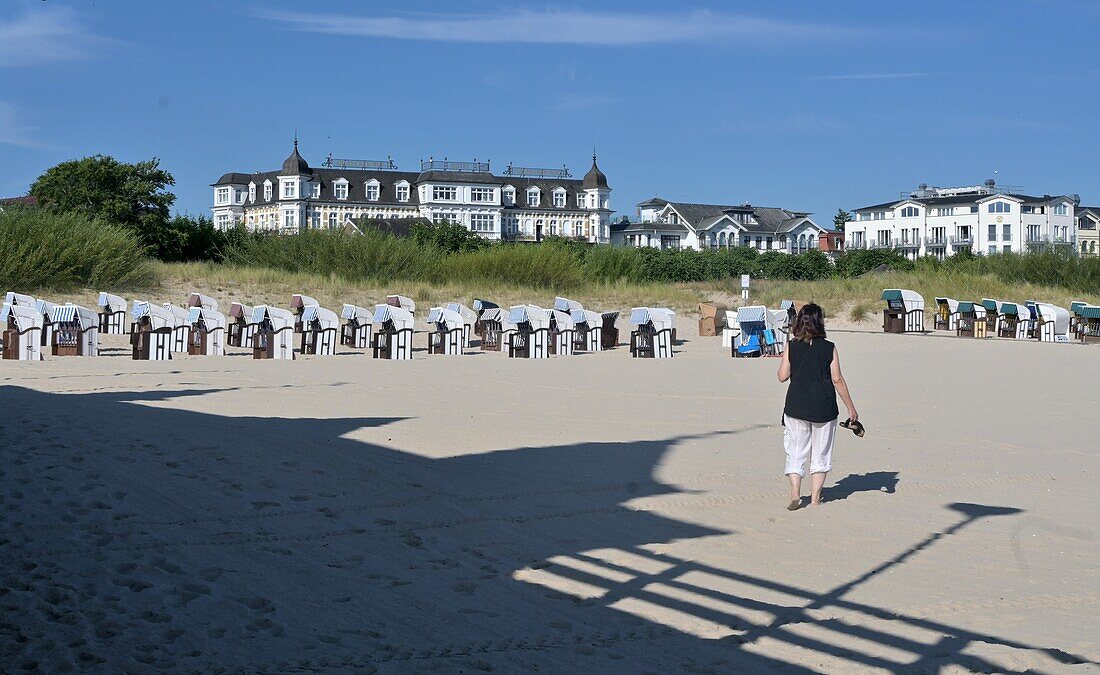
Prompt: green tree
<box><xmin>833</xmin><ymin>209</ymin><xmax>851</xmax><ymax>233</ymax></box>
<box><xmin>30</xmin><ymin>155</ymin><xmax>175</xmax><ymax>250</ymax></box>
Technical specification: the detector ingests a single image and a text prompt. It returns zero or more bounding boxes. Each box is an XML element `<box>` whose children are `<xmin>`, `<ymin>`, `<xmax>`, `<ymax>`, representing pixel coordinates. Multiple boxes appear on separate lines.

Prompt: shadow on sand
<box><xmin>0</xmin><ymin>385</ymin><xmax>1091</xmax><ymax>672</ymax></box>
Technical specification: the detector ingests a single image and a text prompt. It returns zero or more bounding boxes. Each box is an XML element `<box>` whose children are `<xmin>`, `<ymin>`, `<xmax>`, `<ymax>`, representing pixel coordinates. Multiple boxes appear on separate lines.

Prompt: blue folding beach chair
<box><xmin>735</xmin><ymin>333</ymin><xmax>762</xmax><ymax>357</ymax></box>
<box><xmin>762</xmin><ymin>329</ymin><xmax>779</xmax><ymax>357</ymax></box>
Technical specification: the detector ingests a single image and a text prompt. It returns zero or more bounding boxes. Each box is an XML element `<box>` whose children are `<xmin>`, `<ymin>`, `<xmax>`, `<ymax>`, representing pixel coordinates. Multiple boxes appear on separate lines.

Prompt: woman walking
<box><xmin>777</xmin><ymin>303</ymin><xmax>858</xmax><ymax>510</ymax></box>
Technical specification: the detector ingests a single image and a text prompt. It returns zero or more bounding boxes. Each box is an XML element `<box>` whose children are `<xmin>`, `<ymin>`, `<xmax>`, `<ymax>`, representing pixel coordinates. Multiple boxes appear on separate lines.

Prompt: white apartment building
<box><xmin>844</xmin><ymin>180</ymin><xmax>1077</xmax><ymax>259</ymax></box>
<box><xmin>211</xmin><ymin>142</ymin><xmax>613</xmax><ymax>243</ymax></box>
<box><xmin>613</xmin><ymin>197</ymin><xmax>824</xmax><ymax>252</ymax></box>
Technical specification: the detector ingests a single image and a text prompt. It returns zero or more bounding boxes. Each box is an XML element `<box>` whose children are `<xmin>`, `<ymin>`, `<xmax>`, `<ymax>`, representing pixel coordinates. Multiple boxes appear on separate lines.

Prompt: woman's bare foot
<box><xmin>809</xmin><ymin>499</ymin><xmax>822</xmax><ymax>507</ymax></box>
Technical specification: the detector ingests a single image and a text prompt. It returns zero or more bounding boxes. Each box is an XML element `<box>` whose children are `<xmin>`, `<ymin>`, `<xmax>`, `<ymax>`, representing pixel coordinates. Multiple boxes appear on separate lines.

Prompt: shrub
<box><xmin>0</xmin><ymin>206</ymin><xmax>156</xmax><ymax>290</ymax></box>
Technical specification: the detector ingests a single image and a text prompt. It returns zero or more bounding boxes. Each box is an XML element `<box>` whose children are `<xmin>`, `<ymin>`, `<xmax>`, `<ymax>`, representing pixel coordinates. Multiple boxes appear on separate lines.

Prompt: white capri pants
<box><xmin>783</xmin><ymin>415</ymin><xmax>837</xmax><ymax>477</ymax></box>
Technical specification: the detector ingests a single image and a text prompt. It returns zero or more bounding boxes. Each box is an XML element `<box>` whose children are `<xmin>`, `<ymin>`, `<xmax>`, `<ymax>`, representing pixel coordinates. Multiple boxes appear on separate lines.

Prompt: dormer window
<box><xmin>334</xmin><ymin>179</ymin><xmax>349</xmax><ymax>200</ymax></box>
<box><xmin>503</xmin><ymin>185</ymin><xmax>516</xmax><ymax>206</ymax></box>
<box><xmin>396</xmin><ymin>181</ymin><xmax>410</xmax><ymax>202</ymax></box>
<box><xmin>263</xmin><ymin>181</ymin><xmax>272</xmax><ymax>201</ymax></box>
<box><xmin>900</xmin><ymin>206</ymin><xmax>919</xmax><ymax>218</ymax></box>
<box><xmin>311</xmin><ymin>184</ymin><xmax>320</xmax><ymax>199</ymax></box>
<box><xmin>988</xmin><ymin>201</ymin><xmax>1011</xmax><ymax>214</ymax></box>
<box><xmin>527</xmin><ymin>188</ymin><xmax>540</xmax><ymax>207</ymax></box>
<box><xmin>215</xmin><ymin>187</ymin><xmax>229</xmax><ymax>205</ymax></box>
<box><xmin>1053</xmin><ymin>203</ymin><xmax>1068</xmax><ymax>216</ymax></box>
<box><xmin>248</xmin><ymin>183</ymin><xmax>256</xmax><ymax>203</ymax></box>
<box><xmin>553</xmin><ymin>189</ymin><xmax>566</xmax><ymax>208</ymax></box>
<box><xmin>577</xmin><ymin>193</ymin><xmax>587</xmax><ymax>208</ymax></box>
<box><xmin>366</xmin><ymin>180</ymin><xmax>380</xmax><ymax>201</ymax></box>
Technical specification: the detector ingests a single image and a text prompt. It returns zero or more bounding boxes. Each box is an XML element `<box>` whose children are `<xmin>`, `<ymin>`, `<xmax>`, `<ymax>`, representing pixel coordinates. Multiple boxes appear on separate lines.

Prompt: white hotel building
<box><xmin>843</xmin><ymin>180</ymin><xmax>1077</xmax><ymax>258</ymax></box>
<box><xmin>211</xmin><ymin>142</ymin><xmax>613</xmax><ymax>243</ymax></box>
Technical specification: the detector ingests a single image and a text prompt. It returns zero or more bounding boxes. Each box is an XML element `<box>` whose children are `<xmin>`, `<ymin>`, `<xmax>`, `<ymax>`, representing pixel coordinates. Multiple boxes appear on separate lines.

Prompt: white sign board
<box><xmin>741</xmin><ymin>274</ymin><xmax>751</xmax><ymax>290</ymax></box>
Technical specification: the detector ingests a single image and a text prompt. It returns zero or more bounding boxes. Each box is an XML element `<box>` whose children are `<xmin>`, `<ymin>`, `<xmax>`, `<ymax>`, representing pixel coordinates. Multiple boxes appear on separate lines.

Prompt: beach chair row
<box><xmin>881</xmin><ymin>289</ymin><xmax>1097</xmax><ymax>344</ymax></box>
<box><xmin>3</xmin><ymin>290</ymin><xmax>684</xmax><ymax>360</ymax></box>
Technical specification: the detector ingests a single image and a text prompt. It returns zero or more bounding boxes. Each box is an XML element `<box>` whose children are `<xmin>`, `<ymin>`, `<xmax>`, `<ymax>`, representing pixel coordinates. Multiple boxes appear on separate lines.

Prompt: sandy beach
<box><xmin>2</xmin><ymin>317</ymin><xmax>1098</xmax><ymax>672</ymax></box>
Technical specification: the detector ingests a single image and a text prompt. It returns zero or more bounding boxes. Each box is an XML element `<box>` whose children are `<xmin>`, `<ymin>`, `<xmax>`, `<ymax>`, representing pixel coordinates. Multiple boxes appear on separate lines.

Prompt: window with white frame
<box><xmin>988</xmin><ymin>201</ymin><xmax>1011</xmax><ymax>213</ymax></box>
<box><xmin>216</xmin><ymin>187</ymin><xmax>229</xmax><ymax>204</ymax></box>
<box><xmin>311</xmin><ymin>184</ymin><xmax>320</xmax><ymax>199</ymax></box>
<box><xmin>334</xmin><ymin>181</ymin><xmax>348</xmax><ymax>200</ymax></box>
<box><xmin>366</xmin><ymin>181</ymin><xmax>380</xmax><ymax>201</ymax></box>
<box><xmin>1053</xmin><ymin>203</ymin><xmax>1068</xmax><ymax>216</ymax></box>
<box><xmin>577</xmin><ymin>193</ymin><xmax>587</xmax><ymax>208</ymax></box>
<box><xmin>283</xmin><ymin>211</ymin><xmax>296</xmax><ymax>228</ymax></box>
<box><xmin>329</xmin><ymin>212</ymin><xmax>337</xmax><ymax>228</ymax></box>
<box><xmin>527</xmin><ymin>188</ymin><xmax>540</xmax><ymax>207</ymax></box>
<box><xmin>396</xmin><ymin>183</ymin><xmax>410</xmax><ymax>202</ymax></box>
<box><xmin>549</xmin><ymin>220</ymin><xmax>558</xmax><ymax>235</ymax></box>
<box><xmin>263</xmin><ymin>182</ymin><xmax>272</xmax><ymax>201</ymax></box>
<box><xmin>433</xmin><ymin>186</ymin><xmax>457</xmax><ymax>201</ymax></box>
<box><xmin>575</xmin><ymin>221</ymin><xmax>583</xmax><ymax>237</ymax></box>
<box><xmin>432</xmin><ymin>213</ymin><xmax>455</xmax><ymax>225</ymax></box>
<box><xmin>248</xmin><ymin>184</ymin><xmax>256</xmax><ymax>203</ymax></box>
<box><xmin>216</xmin><ymin>214</ymin><xmax>229</xmax><ymax>229</ymax></box>
<box><xmin>282</xmin><ymin>181</ymin><xmax>296</xmax><ymax>199</ymax></box>
<box><xmin>900</xmin><ymin>206</ymin><xmax>919</xmax><ymax>218</ymax></box>
<box><xmin>470</xmin><ymin>187</ymin><xmax>494</xmax><ymax>203</ymax></box>
<box><xmin>503</xmin><ymin>187</ymin><xmax>515</xmax><ymax>206</ymax></box>
<box><xmin>311</xmin><ymin>210</ymin><xmax>320</xmax><ymax>228</ymax></box>
<box><xmin>470</xmin><ymin>213</ymin><xmax>493</xmax><ymax>232</ymax></box>
<box><xmin>553</xmin><ymin>190</ymin><xmax>566</xmax><ymax>208</ymax></box>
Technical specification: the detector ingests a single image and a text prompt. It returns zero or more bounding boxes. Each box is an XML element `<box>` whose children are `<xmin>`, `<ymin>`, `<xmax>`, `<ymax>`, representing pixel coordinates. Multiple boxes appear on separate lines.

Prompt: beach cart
<box><xmin>227</xmin><ymin>302</ymin><xmax>255</xmax><ymax>348</ymax></box>
<box><xmin>162</xmin><ymin>304</ymin><xmax>192</xmax><ymax>354</ymax></box>
<box><xmin>251</xmin><ymin>305</ymin><xmax>295</xmax><ymax>359</ymax></box>
<box><xmin>427</xmin><ymin>306</ymin><xmax>465</xmax><ymax>355</ymax></box>
<box><xmin>506</xmin><ymin>305</ymin><xmax>551</xmax><ymax>359</ymax></box>
<box><xmin>1077</xmin><ymin>305</ymin><xmax>1100</xmax><ymax>344</ymax></box>
<box><xmin>445</xmin><ymin>302</ymin><xmax>477</xmax><ymax>346</ymax></box>
<box><xmin>2</xmin><ymin>303</ymin><xmax>43</xmax><ymax>360</ymax></box>
<box><xmin>130</xmin><ymin>301</ymin><xmax>175</xmax><ymax>360</ymax></box>
<box><xmin>571</xmin><ymin>309</ymin><xmax>604</xmax><ymax>352</ymax></box>
<box><xmin>549</xmin><ymin>309</ymin><xmax>577</xmax><ymax>356</ymax></box>
<box><xmin>340</xmin><ymin>304</ymin><xmax>373</xmax><ymax>349</ymax></box>
<box><xmin>49</xmin><ymin>304</ymin><xmax>99</xmax><ymax>356</ymax></box>
<box><xmin>934</xmin><ymin>298</ymin><xmax>960</xmax><ymax>331</ymax></box>
<box><xmin>371</xmin><ymin>303</ymin><xmax>414</xmax><ymax>360</ymax></box>
<box><xmin>1034</xmin><ymin>303</ymin><xmax>1071</xmax><ymax>343</ymax></box>
<box><xmin>630</xmin><ymin>307</ymin><xmax>675</xmax><ymax>358</ymax></box>
<box><xmin>955</xmin><ymin>301</ymin><xmax>987</xmax><ymax>338</ymax></box>
<box><xmin>290</xmin><ymin>294</ymin><xmax>320</xmax><ymax>333</ymax></box>
<box><xmin>881</xmin><ymin>289</ymin><xmax>925</xmax><ymax>333</ymax></box>
<box><xmin>478</xmin><ymin>307</ymin><xmax>504</xmax><ymax>351</ymax></box>
<box><xmin>996</xmin><ymin>303</ymin><xmax>1030</xmax><ymax>339</ymax></box>
<box><xmin>300</xmin><ymin>305</ymin><xmax>339</xmax><ymax>355</ymax></box>
<box><xmin>601</xmin><ymin>311</ymin><xmax>620</xmax><ymax>349</ymax></box>
<box><xmin>97</xmin><ymin>292</ymin><xmax>128</xmax><ymax>334</ymax></box>
<box><xmin>187</xmin><ymin>305</ymin><xmax>226</xmax><ymax>356</ymax></box>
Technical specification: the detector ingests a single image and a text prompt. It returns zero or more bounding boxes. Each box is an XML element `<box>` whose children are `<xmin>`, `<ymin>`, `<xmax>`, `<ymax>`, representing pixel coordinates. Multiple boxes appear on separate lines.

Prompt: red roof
<box><xmin>0</xmin><ymin>195</ymin><xmax>37</xmax><ymax>206</ymax></box>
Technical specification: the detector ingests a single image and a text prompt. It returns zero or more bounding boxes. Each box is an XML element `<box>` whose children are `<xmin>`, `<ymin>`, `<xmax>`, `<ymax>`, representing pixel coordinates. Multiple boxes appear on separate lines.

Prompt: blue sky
<box><xmin>2</xmin><ymin>0</ymin><xmax>1099</xmax><ymax>223</ymax></box>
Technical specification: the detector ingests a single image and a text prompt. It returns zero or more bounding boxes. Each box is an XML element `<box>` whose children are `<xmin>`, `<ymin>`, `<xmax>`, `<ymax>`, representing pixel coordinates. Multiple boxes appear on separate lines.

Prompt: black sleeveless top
<box><xmin>783</xmin><ymin>338</ymin><xmax>839</xmax><ymax>423</ymax></box>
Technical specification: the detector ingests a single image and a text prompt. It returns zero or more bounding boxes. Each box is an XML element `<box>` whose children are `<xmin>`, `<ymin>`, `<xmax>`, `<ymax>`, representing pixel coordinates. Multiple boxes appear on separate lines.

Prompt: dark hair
<box><xmin>792</xmin><ymin>303</ymin><xmax>826</xmax><ymax>342</ymax></box>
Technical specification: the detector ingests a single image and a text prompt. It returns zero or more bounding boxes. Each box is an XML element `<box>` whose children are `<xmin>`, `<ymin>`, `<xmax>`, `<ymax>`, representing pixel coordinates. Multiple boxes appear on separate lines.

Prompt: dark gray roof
<box><xmin>741</xmin><ymin>207</ymin><xmax>814</xmax><ymax>235</ymax></box>
<box><xmin>416</xmin><ymin>170</ymin><xmax>501</xmax><ymax>184</ymax></box>
<box><xmin>1078</xmin><ymin>206</ymin><xmax>1100</xmax><ymax>217</ymax></box>
<box><xmin>620</xmin><ymin>220</ymin><xmax>687</xmax><ymax>233</ymax></box>
<box><xmin>282</xmin><ymin>141</ymin><xmax>311</xmax><ymax>175</ymax></box>
<box><xmin>582</xmin><ymin>156</ymin><xmax>609</xmax><ymax>190</ymax></box>
<box><xmin>636</xmin><ymin>196</ymin><xmax>668</xmax><ymax>208</ymax></box>
<box><xmin>212</xmin><ymin>172</ymin><xmax>252</xmax><ymax>186</ymax></box>
<box><xmin>237</xmin><ymin>168</ymin><xmax>423</xmax><ymax>207</ymax></box>
<box><xmin>663</xmin><ymin>201</ymin><xmax>815</xmax><ymax>234</ymax></box>
<box><xmin>664</xmin><ymin>202</ymin><xmax>740</xmax><ymax>226</ymax></box>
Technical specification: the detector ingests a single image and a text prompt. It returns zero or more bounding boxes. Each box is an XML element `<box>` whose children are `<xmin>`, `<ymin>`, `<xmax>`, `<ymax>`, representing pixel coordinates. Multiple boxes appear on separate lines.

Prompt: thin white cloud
<box><xmin>0</xmin><ymin>100</ymin><xmax>39</xmax><ymax>149</ymax></box>
<box><xmin>811</xmin><ymin>72</ymin><xmax>928</xmax><ymax>81</ymax></box>
<box><xmin>0</xmin><ymin>7</ymin><xmax>106</xmax><ymax>67</ymax></box>
<box><xmin>254</xmin><ymin>8</ymin><xmax>859</xmax><ymax>45</ymax></box>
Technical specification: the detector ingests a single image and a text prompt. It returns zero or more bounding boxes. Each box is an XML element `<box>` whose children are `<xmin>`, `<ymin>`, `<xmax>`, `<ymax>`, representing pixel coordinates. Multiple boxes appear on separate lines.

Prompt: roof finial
<box><xmin>592</xmin><ymin>146</ymin><xmax>597</xmax><ymax>163</ymax></box>
<box><xmin>293</xmin><ymin>129</ymin><xmax>298</xmax><ymax>150</ymax></box>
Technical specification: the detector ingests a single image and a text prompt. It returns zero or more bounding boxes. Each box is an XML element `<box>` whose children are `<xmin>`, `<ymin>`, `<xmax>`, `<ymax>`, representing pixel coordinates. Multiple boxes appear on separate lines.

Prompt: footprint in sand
<box><xmin>251</xmin><ymin>501</ymin><xmax>280</xmax><ymax>510</ymax></box>
<box><xmin>451</xmin><ymin>580</ymin><xmax>478</xmax><ymax>594</ymax></box>
<box><xmin>198</xmin><ymin>567</ymin><xmax>223</xmax><ymax>582</ymax></box>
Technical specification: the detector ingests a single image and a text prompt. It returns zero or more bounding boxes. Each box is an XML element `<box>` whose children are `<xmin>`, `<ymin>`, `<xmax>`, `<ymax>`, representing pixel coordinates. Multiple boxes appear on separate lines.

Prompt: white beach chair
<box><xmin>290</xmin><ymin>294</ymin><xmax>320</xmax><ymax>333</ymax></box>
<box><xmin>478</xmin><ymin>306</ymin><xmax>506</xmax><ymax>351</ymax></box>
<box><xmin>630</xmin><ymin>307</ymin><xmax>675</xmax><ymax>358</ymax></box>
<box><xmin>427</xmin><ymin>307</ymin><xmax>465</xmax><ymax>355</ymax></box>
<box><xmin>162</xmin><ymin>304</ymin><xmax>192</xmax><ymax>354</ymax></box>
<box><xmin>1034</xmin><ymin>303</ymin><xmax>1071</xmax><ymax>343</ymax></box>
<box><xmin>507</xmin><ymin>305</ymin><xmax>551</xmax><ymax>359</ymax></box>
<box><xmin>572</xmin><ymin>308</ymin><xmax>604</xmax><ymax>352</ymax></box>
<box><xmin>386</xmin><ymin>294</ymin><xmax>416</xmax><ymax>316</ymax></box>
<box><xmin>250</xmin><ymin>305</ymin><xmax>295</xmax><ymax>359</ymax></box>
<box><xmin>721</xmin><ymin>309</ymin><xmax>740</xmax><ymax>348</ymax></box>
<box><xmin>998</xmin><ymin>302</ymin><xmax>1031</xmax><ymax>340</ymax></box>
<box><xmin>187</xmin><ymin>306</ymin><xmax>226</xmax><ymax>356</ymax></box>
<box><xmin>2</xmin><ymin>303</ymin><xmax>44</xmax><ymax>360</ymax></box>
<box><xmin>882</xmin><ymin>289</ymin><xmax>925</xmax><ymax>333</ymax></box>
<box><xmin>934</xmin><ymin>298</ymin><xmax>960</xmax><ymax>331</ymax></box>
<box><xmin>340</xmin><ymin>304</ymin><xmax>373</xmax><ymax>349</ymax></box>
<box><xmin>301</xmin><ymin>305</ymin><xmax>339</xmax><ymax>356</ymax></box>
<box><xmin>228</xmin><ymin>302</ymin><xmax>255</xmax><ymax>348</ymax></box>
<box><xmin>445</xmin><ymin>302</ymin><xmax>477</xmax><ymax>347</ymax></box>
<box><xmin>550</xmin><ymin>309</ymin><xmax>577</xmax><ymax>356</ymax></box>
<box><xmin>131</xmin><ymin>301</ymin><xmax>175</xmax><ymax>360</ymax></box>
<box><xmin>96</xmin><ymin>292</ymin><xmax>128</xmax><ymax>335</ymax></box>
<box><xmin>188</xmin><ymin>292</ymin><xmax>219</xmax><ymax>312</ymax></box>
<box><xmin>49</xmin><ymin>304</ymin><xmax>99</xmax><ymax>356</ymax></box>
<box><xmin>371</xmin><ymin>304</ymin><xmax>414</xmax><ymax>359</ymax></box>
